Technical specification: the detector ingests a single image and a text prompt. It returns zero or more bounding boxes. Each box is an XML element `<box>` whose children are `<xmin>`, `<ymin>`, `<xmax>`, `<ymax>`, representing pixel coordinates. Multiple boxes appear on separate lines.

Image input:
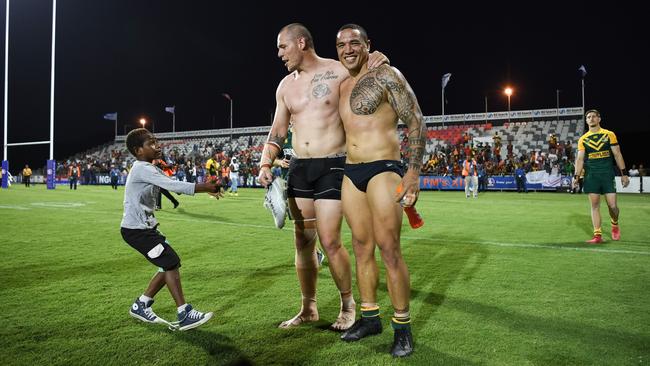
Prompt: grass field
<box><xmin>1</xmin><ymin>185</ymin><xmax>649</xmax><ymax>365</ymax></box>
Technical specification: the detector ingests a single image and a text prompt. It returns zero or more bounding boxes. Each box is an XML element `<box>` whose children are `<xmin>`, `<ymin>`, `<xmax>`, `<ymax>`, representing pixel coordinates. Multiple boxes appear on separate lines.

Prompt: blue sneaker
<box><xmin>129</xmin><ymin>298</ymin><xmax>160</xmax><ymax>323</ymax></box>
<box><xmin>176</xmin><ymin>304</ymin><xmax>213</xmax><ymax>331</ymax></box>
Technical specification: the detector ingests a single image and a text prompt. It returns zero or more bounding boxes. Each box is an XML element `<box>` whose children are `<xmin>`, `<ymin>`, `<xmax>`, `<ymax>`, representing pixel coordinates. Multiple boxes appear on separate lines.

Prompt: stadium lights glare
<box><xmin>139</xmin><ymin>118</ymin><xmax>146</xmax><ymax>127</ymax></box>
<box><xmin>504</xmin><ymin>87</ymin><xmax>513</xmax><ymax>96</ymax></box>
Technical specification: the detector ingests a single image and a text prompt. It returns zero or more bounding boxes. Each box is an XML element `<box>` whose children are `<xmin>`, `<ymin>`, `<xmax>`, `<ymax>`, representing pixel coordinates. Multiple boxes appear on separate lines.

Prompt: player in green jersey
<box><xmin>573</xmin><ymin>110</ymin><xmax>630</xmax><ymax>243</ymax></box>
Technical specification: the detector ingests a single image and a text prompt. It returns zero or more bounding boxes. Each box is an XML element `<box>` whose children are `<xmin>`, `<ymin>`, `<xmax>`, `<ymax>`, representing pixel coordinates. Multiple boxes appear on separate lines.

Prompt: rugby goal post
<box><xmin>2</xmin><ymin>0</ymin><xmax>57</xmax><ymax>189</ymax></box>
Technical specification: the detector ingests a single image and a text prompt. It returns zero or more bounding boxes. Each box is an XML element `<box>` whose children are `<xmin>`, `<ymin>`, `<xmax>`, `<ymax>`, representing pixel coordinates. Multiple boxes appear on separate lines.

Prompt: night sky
<box><xmin>1</xmin><ymin>0</ymin><xmax>648</xmax><ymax>173</ymax></box>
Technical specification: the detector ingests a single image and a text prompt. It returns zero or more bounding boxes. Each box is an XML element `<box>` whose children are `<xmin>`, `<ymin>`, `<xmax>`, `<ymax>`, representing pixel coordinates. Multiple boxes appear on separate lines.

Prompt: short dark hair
<box><xmin>337</xmin><ymin>23</ymin><xmax>369</xmax><ymax>43</ymax></box>
<box><xmin>585</xmin><ymin>109</ymin><xmax>600</xmax><ymax>118</ymax></box>
<box><xmin>126</xmin><ymin>128</ymin><xmax>150</xmax><ymax>157</ymax></box>
<box><xmin>280</xmin><ymin>23</ymin><xmax>314</xmax><ymax>49</ymax></box>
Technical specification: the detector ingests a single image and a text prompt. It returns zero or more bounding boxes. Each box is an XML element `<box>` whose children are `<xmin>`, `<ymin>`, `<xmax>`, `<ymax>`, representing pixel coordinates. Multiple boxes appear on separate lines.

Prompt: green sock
<box><xmin>361</xmin><ymin>305</ymin><xmax>380</xmax><ymax>318</ymax></box>
<box><xmin>391</xmin><ymin>315</ymin><xmax>411</xmax><ymax>330</ymax></box>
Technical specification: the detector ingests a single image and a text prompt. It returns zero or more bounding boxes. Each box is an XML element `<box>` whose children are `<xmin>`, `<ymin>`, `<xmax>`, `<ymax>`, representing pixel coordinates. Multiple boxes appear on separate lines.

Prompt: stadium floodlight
<box><xmin>139</xmin><ymin>118</ymin><xmax>146</xmax><ymax>128</ymax></box>
<box><xmin>504</xmin><ymin>87</ymin><xmax>513</xmax><ymax>123</ymax></box>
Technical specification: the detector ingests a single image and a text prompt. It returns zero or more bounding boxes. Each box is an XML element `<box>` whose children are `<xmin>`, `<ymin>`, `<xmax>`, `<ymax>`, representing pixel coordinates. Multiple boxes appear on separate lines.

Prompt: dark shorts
<box><xmin>287</xmin><ymin>156</ymin><xmax>345</xmax><ymax>200</ymax></box>
<box><xmin>120</xmin><ymin>227</ymin><xmax>181</xmax><ymax>271</ymax></box>
<box><xmin>584</xmin><ymin>171</ymin><xmax>616</xmax><ymax>194</ymax></box>
<box><xmin>344</xmin><ymin>160</ymin><xmax>404</xmax><ymax>192</ymax></box>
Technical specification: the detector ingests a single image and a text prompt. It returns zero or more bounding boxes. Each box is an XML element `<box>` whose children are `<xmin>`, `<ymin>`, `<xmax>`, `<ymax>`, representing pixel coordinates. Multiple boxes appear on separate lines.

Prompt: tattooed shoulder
<box><xmin>374</xmin><ymin>65</ymin><xmax>404</xmax><ymax>95</ymax></box>
<box><xmin>350</xmin><ymin>73</ymin><xmax>384</xmax><ymax>115</ymax></box>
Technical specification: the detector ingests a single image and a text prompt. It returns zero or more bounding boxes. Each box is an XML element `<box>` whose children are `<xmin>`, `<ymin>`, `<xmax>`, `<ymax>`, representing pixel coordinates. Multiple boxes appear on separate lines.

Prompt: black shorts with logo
<box><xmin>121</xmin><ymin>227</ymin><xmax>181</xmax><ymax>271</ymax></box>
<box><xmin>287</xmin><ymin>156</ymin><xmax>345</xmax><ymax>200</ymax></box>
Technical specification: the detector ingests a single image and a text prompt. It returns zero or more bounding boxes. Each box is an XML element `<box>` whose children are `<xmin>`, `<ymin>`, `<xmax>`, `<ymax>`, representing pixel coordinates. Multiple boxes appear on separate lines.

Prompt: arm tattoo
<box><xmin>350</xmin><ymin>76</ymin><xmax>383</xmax><ymax>115</ymax></box>
<box><xmin>268</xmin><ymin>133</ymin><xmax>285</xmax><ymax>148</ymax></box>
<box><xmin>262</xmin><ymin>132</ymin><xmax>285</xmax><ymax>165</ymax></box>
<box><xmin>376</xmin><ymin>66</ymin><xmax>426</xmax><ymax>172</ymax></box>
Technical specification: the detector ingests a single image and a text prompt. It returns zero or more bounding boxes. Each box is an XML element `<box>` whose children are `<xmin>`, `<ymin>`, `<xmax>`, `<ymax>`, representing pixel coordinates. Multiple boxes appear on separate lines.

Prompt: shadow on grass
<box><xmin>1</xmin><ymin>255</ymin><xmax>145</xmax><ymax>290</ymax></box>
<box><xmin>409</xmin><ymin>237</ymin><xmax>489</xmax><ymax>326</ymax></box>
<box><xmin>311</xmin><ymin>235</ymin><xmax>490</xmax><ymax>359</ymax></box>
<box><xmin>568</xmin><ymin>212</ymin><xmax>594</xmax><ymax>237</ymax></box>
<box><xmin>448</xmin><ymin>296</ymin><xmax>650</xmax><ymax>359</ymax></box>
<box><xmin>165</xmin><ymin>207</ymin><xmax>232</xmax><ymax>223</ymax></box>
<box><xmin>170</xmin><ymin>328</ymin><xmax>253</xmax><ymax>366</ymax></box>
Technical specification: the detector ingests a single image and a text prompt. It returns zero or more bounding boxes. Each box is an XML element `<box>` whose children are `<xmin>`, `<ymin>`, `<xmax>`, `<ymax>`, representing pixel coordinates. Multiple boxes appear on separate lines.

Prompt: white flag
<box><xmin>441</xmin><ymin>73</ymin><xmax>452</xmax><ymax>89</ymax></box>
<box><xmin>165</xmin><ymin>106</ymin><xmax>175</xmax><ymax>113</ymax></box>
<box><xmin>103</xmin><ymin>112</ymin><xmax>117</xmax><ymax>121</ymax></box>
<box><xmin>578</xmin><ymin>65</ymin><xmax>587</xmax><ymax>77</ymax></box>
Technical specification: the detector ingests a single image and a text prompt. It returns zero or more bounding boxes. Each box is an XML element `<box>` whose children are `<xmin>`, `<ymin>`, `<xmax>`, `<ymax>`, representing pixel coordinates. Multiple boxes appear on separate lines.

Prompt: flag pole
<box><xmin>115</xmin><ymin>113</ymin><xmax>118</xmax><ymax>140</ymax></box>
<box><xmin>581</xmin><ymin>77</ymin><xmax>585</xmax><ymax>114</ymax></box>
<box><xmin>172</xmin><ymin>111</ymin><xmax>175</xmax><ymax>133</ymax></box>
<box><xmin>229</xmin><ymin>98</ymin><xmax>233</xmax><ymax>141</ymax></box>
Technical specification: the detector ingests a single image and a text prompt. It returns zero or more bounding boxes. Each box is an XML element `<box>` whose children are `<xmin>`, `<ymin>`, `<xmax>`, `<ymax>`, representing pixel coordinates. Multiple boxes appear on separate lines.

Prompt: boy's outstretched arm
<box><xmin>195</xmin><ymin>182</ymin><xmax>224</xmax><ymax>199</ymax></box>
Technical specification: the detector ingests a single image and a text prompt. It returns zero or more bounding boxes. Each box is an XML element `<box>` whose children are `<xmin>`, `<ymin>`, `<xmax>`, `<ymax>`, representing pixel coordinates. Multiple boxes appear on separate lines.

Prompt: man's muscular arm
<box><xmin>258</xmin><ymin>82</ymin><xmax>290</xmax><ymax>186</ymax></box>
<box><xmin>376</xmin><ymin>65</ymin><xmax>426</xmax><ymax>204</ymax></box>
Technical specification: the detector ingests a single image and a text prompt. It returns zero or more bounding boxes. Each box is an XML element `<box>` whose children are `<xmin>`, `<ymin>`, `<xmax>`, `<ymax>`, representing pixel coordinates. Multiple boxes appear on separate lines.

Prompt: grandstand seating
<box><xmin>399</xmin><ymin>118</ymin><xmax>584</xmax><ymax>160</ymax></box>
<box><xmin>63</xmin><ymin>117</ymin><xmax>583</xmax><ymax>178</ymax></box>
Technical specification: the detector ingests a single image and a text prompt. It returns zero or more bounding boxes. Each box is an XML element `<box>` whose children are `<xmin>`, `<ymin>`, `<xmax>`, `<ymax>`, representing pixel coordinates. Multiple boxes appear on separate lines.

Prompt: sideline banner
<box><xmin>419</xmin><ymin>176</ymin><xmax>465</xmax><ymax>190</ymax></box>
<box><xmin>419</xmin><ymin>175</ymin><xmax>566</xmax><ymax>191</ymax></box>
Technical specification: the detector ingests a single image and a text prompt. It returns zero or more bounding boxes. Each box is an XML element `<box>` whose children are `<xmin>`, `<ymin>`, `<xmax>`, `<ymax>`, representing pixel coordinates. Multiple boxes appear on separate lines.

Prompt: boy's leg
<box><xmin>165</xmin><ymin>269</ymin><xmax>214</xmax><ymax>331</ymax></box>
<box><xmin>144</xmin><ymin>271</ymin><xmax>167</xmax><ymax>298</ymax></box>
<box><xmin>163</xmin><ymin>268</ymin><xmax>186</xmax><ymax>307</ymax></box>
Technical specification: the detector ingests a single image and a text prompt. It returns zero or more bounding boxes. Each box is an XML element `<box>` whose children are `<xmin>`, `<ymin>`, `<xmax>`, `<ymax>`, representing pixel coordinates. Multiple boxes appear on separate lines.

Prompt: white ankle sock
<box><xmin>177</xmin><ymin>304</ymin><xmax>188</xmax><ymax>313</ymax></box>
<box><xmin>139</xmin><ymin>295</ymin><xmax>153</xmax><ymax>304</ymax></box>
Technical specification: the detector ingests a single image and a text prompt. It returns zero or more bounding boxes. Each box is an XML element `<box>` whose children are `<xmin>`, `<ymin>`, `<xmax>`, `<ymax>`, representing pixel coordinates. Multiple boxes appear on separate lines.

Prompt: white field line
<box><xmin>5</xmin><ymin>203</ymin><xmax>649</xmax><ymax>256</ymax></box>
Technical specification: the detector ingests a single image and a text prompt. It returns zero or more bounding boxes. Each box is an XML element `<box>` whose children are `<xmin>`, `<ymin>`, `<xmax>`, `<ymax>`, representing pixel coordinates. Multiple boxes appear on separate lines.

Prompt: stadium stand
<box><xmin>55</xmin><ymin>108</ymin><xmax>584</xmax><ymax>186</ymax></box>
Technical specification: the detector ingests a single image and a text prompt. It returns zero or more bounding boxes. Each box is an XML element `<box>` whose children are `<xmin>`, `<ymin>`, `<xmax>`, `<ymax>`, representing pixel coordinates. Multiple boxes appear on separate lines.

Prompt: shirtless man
<box><xmin>257</xmin><ymin>23</ymin><xmax>387</xmax><ymax>330</ymax></box>
<box><xmin>336</xmin><ymin>24</ymin><xmax>426</xmax><ymax>357</ymax></box>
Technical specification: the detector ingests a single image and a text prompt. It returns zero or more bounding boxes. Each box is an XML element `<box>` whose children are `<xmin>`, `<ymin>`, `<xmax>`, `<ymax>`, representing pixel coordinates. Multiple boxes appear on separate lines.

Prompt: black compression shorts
<box><xmin>287</xmin><ymin>156</ymin><xmax>345</xmax><ymax>200</ymax></box>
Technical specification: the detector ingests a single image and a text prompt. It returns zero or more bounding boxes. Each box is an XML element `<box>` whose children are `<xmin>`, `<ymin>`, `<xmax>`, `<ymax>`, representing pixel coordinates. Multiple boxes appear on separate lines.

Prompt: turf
<box><xmin>1</xmin><ymin>185</ymin><xmax>649</xmax><ymax>365</ymax></box>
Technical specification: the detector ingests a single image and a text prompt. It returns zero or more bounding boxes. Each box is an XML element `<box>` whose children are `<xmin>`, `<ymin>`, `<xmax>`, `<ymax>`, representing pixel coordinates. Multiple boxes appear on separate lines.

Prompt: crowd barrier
<box><xmin>7</xmin><ymin>174</ymin><xmax>648</xmax><ymax>193</ymax></box>
<box><xmin>419</xmin><ymin>175</ymin><xmax>648</xmax><ymax>193</ymax></box>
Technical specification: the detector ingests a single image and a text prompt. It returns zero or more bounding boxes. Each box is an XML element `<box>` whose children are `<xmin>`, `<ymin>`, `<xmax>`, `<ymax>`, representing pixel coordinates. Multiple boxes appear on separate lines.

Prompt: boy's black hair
<box><xmin>126</xmin><ymin>128</ymin><xmax>150</xmax><ymax>157</ymax></box>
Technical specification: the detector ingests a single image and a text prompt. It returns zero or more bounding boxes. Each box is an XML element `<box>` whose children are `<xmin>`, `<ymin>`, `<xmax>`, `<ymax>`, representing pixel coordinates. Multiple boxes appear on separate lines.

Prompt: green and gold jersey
<box><xmin>280</xmin><ymin>129</ymin><xmax>294</xmax><ymax>179</ymax></box>
<box><xmin>577</xmin><ymin>128</ymin><xmax>618</xmax><ymax>173</ymax></box>
<box><xmin>282</xmin><ymin>129</ymin><xmax>294</xmax><ymax>159</ymax></box>
<box><xmin>206</xmin><ymin>158</ymin><xmax>220</xmax><ymax>176</ymax></box>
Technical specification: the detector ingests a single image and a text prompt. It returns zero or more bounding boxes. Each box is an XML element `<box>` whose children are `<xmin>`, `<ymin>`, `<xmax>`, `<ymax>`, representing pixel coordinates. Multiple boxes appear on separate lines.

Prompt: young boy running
<box><xmin>121</xmin><ymin>128</ymin><xmax>222</xmax><ymax>330</ymax></box>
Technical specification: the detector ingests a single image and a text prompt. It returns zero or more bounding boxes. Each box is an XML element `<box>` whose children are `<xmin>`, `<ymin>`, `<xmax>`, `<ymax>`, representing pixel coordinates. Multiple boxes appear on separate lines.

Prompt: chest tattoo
<box><xmin>350</xmin><ymin>75</ymin><xmax>383</xmax><ymax>115</ymax></box>
<box><xmin>312</xmin><ymin>84</ymin><xmax>331</xmax><ymax>99</ymax></box>
<box><xmin>311</xmin><ymin>70</ymin><xmax>338</xmax><ymax>83</ymax></box>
